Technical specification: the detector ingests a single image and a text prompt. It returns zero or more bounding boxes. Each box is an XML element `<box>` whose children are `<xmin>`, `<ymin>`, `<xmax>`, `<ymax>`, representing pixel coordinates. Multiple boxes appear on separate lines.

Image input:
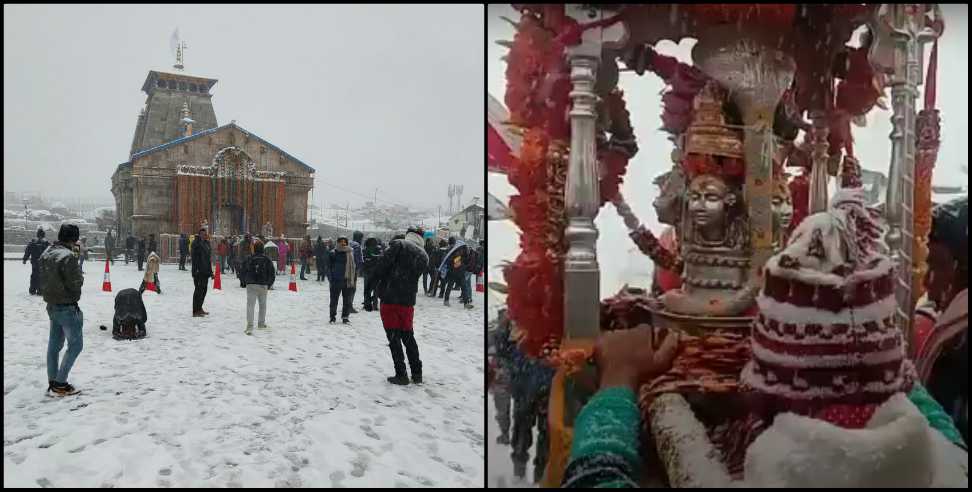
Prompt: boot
<box><xmin>329</xmin><ymin>317</ymin><xmax>336</xmax><ymax>324</ymax></box>
<box><xmin>245</xmin><ymin>325</ymin><xmax>253</xmax><ymax>335</ymax></box>
<box><xmin>411</xmin><ymin>374</ymin><xmax>422</xmax><ymax>385</ymax></box>
<box><xmin>464</xmin><ymin>303</ymin><xmax>474</xmax><ymax>310</ymax></box>
<box><xmin>443</xmin><ymin>299</ymin><xmax>450</xmax><ymax>307</ymax></box>
<box><xmin>50</xmin><ymin>382</ymin><xmax>80</xmax><ymax>396</ymax></box>
<box><xmin>387</xmin><ymin>375</ymin><xmax>410</xmax><ymax>385</ymax></box>
<box><xmin>193</xmin><ymin>311</ymin><xmax>205</xmax><ymax>317</ymax></box>
<box><xmin>342</xmin><ymin>318</ymin><xmax>350</xmax><ymax>324</ymax></box>
<box><xmin>200</xmin><ymin>309</ymin><xmax>210</xmax><ymax>316</ymax></box>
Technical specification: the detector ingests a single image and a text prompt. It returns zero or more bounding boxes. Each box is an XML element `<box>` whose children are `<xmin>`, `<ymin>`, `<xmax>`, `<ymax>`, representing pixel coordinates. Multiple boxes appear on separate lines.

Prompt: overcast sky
<box><xmin>4</xmin><ymin>4</ymin><xmax>484</xmax><ymax>211</ymax></box>
<box><xmin>488</xmin><ymin>4</ymin><xmax>969</xmax><ymax>203</ymax></box>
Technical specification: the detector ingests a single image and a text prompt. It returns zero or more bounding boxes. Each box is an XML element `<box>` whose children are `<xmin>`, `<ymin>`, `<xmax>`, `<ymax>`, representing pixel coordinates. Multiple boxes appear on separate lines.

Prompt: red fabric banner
<box><xmin>488</xmin><ymin>122</ymin><xmax>514</xmax><ymax>174</ymax></box>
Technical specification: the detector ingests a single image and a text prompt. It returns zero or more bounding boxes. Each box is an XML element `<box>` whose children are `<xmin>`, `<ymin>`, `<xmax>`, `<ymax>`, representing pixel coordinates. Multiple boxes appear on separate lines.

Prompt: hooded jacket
<box><xmin>23</xmin><ymin>237</ymin><xmax>50</xmax><ymax>263</ymax></box>
<box><xmin>369</xmin><ymin>232</ymin><xmax>429</xmax><ymax>307</ymax></box>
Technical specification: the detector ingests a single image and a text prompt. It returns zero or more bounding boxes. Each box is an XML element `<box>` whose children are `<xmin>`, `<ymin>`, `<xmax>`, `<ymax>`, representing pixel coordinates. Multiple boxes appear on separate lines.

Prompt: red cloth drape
<box><xmin>488</xmin><ymin>123</ymin><xmax>514</xmax><ymax>174</ymax></box>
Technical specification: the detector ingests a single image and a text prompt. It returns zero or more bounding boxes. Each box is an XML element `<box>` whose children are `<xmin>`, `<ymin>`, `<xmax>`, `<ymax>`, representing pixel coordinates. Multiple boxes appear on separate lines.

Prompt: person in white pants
<box><xmin>240</xmin><ymin>240</ymin><xmax>276</xmax><ymax>335</ymax></box>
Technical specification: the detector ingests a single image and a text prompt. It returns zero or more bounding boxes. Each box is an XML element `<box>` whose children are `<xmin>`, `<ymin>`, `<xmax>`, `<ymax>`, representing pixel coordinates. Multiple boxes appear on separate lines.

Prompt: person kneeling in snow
<box><xmin>369</xmin><ymin>227</ymin><xmax>428</xmax><ymax>385</ymax></box>
<box><xmin>139</xmin><ymin>251</ymin><xmax>162</xmax><ymax>295</ymax></box>
<box><xmin>112</xmin><ymin>288</ymin><xmax>147</xmax><ymax>340</ymax></box>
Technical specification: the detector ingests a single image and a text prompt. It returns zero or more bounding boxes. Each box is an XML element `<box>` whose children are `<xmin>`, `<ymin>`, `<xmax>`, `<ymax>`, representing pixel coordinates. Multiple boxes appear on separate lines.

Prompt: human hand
<box><xmin>594</xmin><ymin>325</ymin><xmax>680</xmax><ymax>391</ymax></box>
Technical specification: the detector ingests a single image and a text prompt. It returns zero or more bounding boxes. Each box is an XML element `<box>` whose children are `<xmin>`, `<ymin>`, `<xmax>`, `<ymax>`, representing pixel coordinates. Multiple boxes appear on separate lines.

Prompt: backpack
<box><xmin>250</xmin><ymin>255</ymin><xmax>268</xmax><ymax>284</ymax></box>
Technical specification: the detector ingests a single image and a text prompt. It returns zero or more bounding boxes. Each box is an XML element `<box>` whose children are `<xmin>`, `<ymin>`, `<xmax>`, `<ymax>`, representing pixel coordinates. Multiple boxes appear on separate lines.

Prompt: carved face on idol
<box><xmin>652</xmin><ymin>168</ymin><xmax>686</xmax><ymax>226</ymax></box>
<box><xmin>687</xmin><ymin>175</ymin><xmax>735</xmax><ymax>244</ymax></box>
<box><xmin>772</xmin><ymin>191</ymin><xmax>793</xmax><ymax>234</ymax></box>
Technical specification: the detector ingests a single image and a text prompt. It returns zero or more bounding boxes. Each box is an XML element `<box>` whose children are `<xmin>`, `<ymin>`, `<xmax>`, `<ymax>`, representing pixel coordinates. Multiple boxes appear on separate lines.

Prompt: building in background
<box><xmin>447</xmin><ymin>203</ymin><xmax>484</xmax><ymax>241</ymax></box>
<box><xmin>111</xmin><ymin>69</ymin><xmax>314</xmax><ymax>238</ymax></box>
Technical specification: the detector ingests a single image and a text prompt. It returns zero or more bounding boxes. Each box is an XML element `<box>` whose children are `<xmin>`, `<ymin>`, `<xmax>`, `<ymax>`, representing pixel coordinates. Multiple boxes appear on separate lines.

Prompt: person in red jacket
<box><xmin>216</xmin><ymin>238</ymin><xmax>230</xmax><ymax>273</ymax></box>
<box><xmin>299</xmin><ymin>235</ymin><xmax>313</xmax><ymax>281</ymax></box>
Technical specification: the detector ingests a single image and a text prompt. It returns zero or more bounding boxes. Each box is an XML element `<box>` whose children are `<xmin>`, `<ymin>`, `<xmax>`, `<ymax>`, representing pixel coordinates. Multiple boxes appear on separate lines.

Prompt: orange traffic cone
<box><xmin>476</xmin><ymin>270</ymin><xmax>484</xmax><ymax>292</ymax></box>
<box><xmin>102</xmin><ymin>258</ymin><xmax>112</xmax><ymax>292</ymax></box>
<box><xmin>288</xmin><ymin>262</ymin><xmax>298</xmax><ymax>292</ymax></box>
<box><xmin>213</xmin><ymin>261</ymin><xmax>222</xmax><ymax>290</ymax></box>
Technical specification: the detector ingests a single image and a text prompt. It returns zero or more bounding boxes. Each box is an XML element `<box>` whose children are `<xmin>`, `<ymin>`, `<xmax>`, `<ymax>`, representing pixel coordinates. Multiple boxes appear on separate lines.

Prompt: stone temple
<box><xmin>112</xmin><ymin>69</ymin><xmax>314</xmax><ymax>239</ymax></box>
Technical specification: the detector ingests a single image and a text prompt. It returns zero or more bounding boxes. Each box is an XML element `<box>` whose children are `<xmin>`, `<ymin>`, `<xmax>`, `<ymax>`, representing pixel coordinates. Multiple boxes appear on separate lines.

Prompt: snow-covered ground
<box><xmin>3</xmin><ymin>261</ymin><xmax>484</xmax><ymax>487</ymax></box>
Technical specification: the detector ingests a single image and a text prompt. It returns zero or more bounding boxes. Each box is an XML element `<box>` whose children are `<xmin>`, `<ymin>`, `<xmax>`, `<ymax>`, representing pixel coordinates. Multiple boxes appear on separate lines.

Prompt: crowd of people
<box><xmin>23</xmin><ymin>221</ymin><xmax>484</xmax><ymax>396</ymax></box>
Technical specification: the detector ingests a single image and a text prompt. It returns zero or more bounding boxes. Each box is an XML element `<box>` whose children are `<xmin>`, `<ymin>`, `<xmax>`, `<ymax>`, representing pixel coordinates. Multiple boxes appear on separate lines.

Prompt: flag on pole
<box><xmin>169</xmin><ymin>28</ymin><xmax>181</xmax><ymax>56</ymax></box>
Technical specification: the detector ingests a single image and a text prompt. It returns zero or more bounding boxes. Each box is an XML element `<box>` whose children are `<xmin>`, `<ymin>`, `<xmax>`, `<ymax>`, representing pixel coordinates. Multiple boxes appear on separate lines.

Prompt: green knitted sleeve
<box><xmin>562</xmin><ymin>387</ymin><xmax>641</xmax><ymax>488</ymax></box>
<box><xmin>909</xmin><ymin>383</ymin><xmax>966</xmax><ymax>448</ymax></box>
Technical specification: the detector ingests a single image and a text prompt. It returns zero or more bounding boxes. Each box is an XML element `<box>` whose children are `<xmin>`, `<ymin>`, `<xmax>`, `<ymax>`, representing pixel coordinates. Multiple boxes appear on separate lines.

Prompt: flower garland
<box><xmin>502</xmin><ymin>6</ymin><xmax>636</xmax><ymax>359</ymax></box>
<box><xmin>598</xmin><ymin>89</ymin><xmax>637</xmax><ymax>206</ymax></box>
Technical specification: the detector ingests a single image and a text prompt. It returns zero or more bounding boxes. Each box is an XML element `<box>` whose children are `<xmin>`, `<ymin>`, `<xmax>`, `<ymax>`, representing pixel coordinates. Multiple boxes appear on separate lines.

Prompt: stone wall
<box><xmin>117</xmin><ymin>126</ymin><xmax>313</xmax><ymax>239</ymax></box>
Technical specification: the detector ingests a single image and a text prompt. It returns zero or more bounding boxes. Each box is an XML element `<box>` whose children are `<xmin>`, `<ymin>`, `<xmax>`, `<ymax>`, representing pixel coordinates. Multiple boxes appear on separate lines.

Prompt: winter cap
<box><xmin>36</xmin><ymin>228</ymin><xmax>46</xmax><ymax>238</ymax></box>
<box><xmin>741</xmin><ymin>172</ymin><xmax>914</xmax><ymax>409</ymax></box>
<box><xmin>337</xmin><ymin>235</ymin><xmax>349</xmax><ymax>243</ymax></box>
<box><xmin>58</xmin><ymin>224</ymin><xmax>80</xmax><ymax>243</ymax></box>
<box><xmin>404</xmin><ymin>231</ymin><xmax>424</xmax><ymax>249</ymax></box>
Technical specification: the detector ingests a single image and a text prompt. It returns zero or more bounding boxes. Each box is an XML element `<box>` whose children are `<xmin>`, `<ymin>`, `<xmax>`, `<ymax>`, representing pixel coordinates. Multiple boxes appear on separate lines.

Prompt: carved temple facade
<box><xmin>112</xmin><ymin>70</ymin><xmax>314</xmax><ymax>238</ymax></box>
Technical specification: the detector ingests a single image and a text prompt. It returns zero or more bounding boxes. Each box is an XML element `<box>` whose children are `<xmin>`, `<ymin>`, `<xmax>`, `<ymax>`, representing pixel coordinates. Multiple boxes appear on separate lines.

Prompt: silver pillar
<box><xmin>808</xmin><ymin>110</ymin><xmax>830</xmax><ymax>213</ymax></box>
<box><xmin>564</xmin><ymin>53</ymin><xmax>601</xmax><ymax>341</ymax></box>
<box><xmin>876</xmin><ymin>4</ymin><xmax>939</xmax><ymax>346</ymax></box>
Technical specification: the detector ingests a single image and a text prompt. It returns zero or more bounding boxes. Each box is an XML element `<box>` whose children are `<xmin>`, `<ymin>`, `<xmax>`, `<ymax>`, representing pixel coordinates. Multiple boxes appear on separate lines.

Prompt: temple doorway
<box><xmin>217</xmin><ymin>204</ymin><xmax>244</xmax><ymax>236</ymax></box>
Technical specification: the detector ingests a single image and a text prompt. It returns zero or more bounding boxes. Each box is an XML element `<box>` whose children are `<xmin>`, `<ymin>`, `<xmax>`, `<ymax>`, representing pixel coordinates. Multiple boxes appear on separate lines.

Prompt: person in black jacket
<box><xmin>369</xmin><ymin>227</ymin><xmax>429</xmax><ymax>385</ymax></box>
<box><xmin>361</xmin><ymin>237</ymin><xmax>382</xmax><ymax>311</ymax></box>
<box><xmin>442</xmin><ymin>238</ymin><xmax>468</xmax><ymax>307</ymax></box>
<box><xmin>327</xmin><ymin>236</ymin><xmax>357</xmax><ymax>324</ymax></box>
<box><xmin>191</xmin><ymin>228</ymin><xmax>214</xmax><ymax>317</ymax></box>
<box><xmin>23</xmin><ymin>228</ymin><xmax>50</xmax><ymax>295</ymax></box>
<box><xmin>125</xmin><ymin>233</ymin><xmax>136</xmax><ymax>264</ymax></box>
<box><xmin>104</xmin><ymin>228</ymin><xmax>115</xmax><ymax>265</ymax></box>
<box><xmin>240</xmin><ymin>240</ymin><xmax>276</xmax><ymax>335</ymax></box>
<box><xmin>40</xmin><ymin>224</ymin><xmax>84</xmax><ymax>396</ymax></box>
<box><xmin>178</xmin><ymin>233</ymin><xmax>189</xmax><ymax>270</ymax></box>
<box><xmin>136</xmin><ymin>236</ymin><xmax>146</xmax><ymax>271</ymax></box>
<box><xmin>314</xmin><ymin>236</ymin><xmax>328</xmax><ymax>282</ymax></box>
<box><xmin>147</xmin><ymin>233</ymin><xmax>158</xmax><ymax>255</ymax></box>
<box><xmin>461</xmin><ymin>243</ymin><xmax>480</xmax><ymax>309</ymax></box>
<box><xmin>422</xmin><ymin>237</ymin><xmax>435</xmax><ymax>295</ymax></box>
<box><xmin>428</xmin><ymin>239</ymin><xmax>448</xmax><ymax>298</ymax></box>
